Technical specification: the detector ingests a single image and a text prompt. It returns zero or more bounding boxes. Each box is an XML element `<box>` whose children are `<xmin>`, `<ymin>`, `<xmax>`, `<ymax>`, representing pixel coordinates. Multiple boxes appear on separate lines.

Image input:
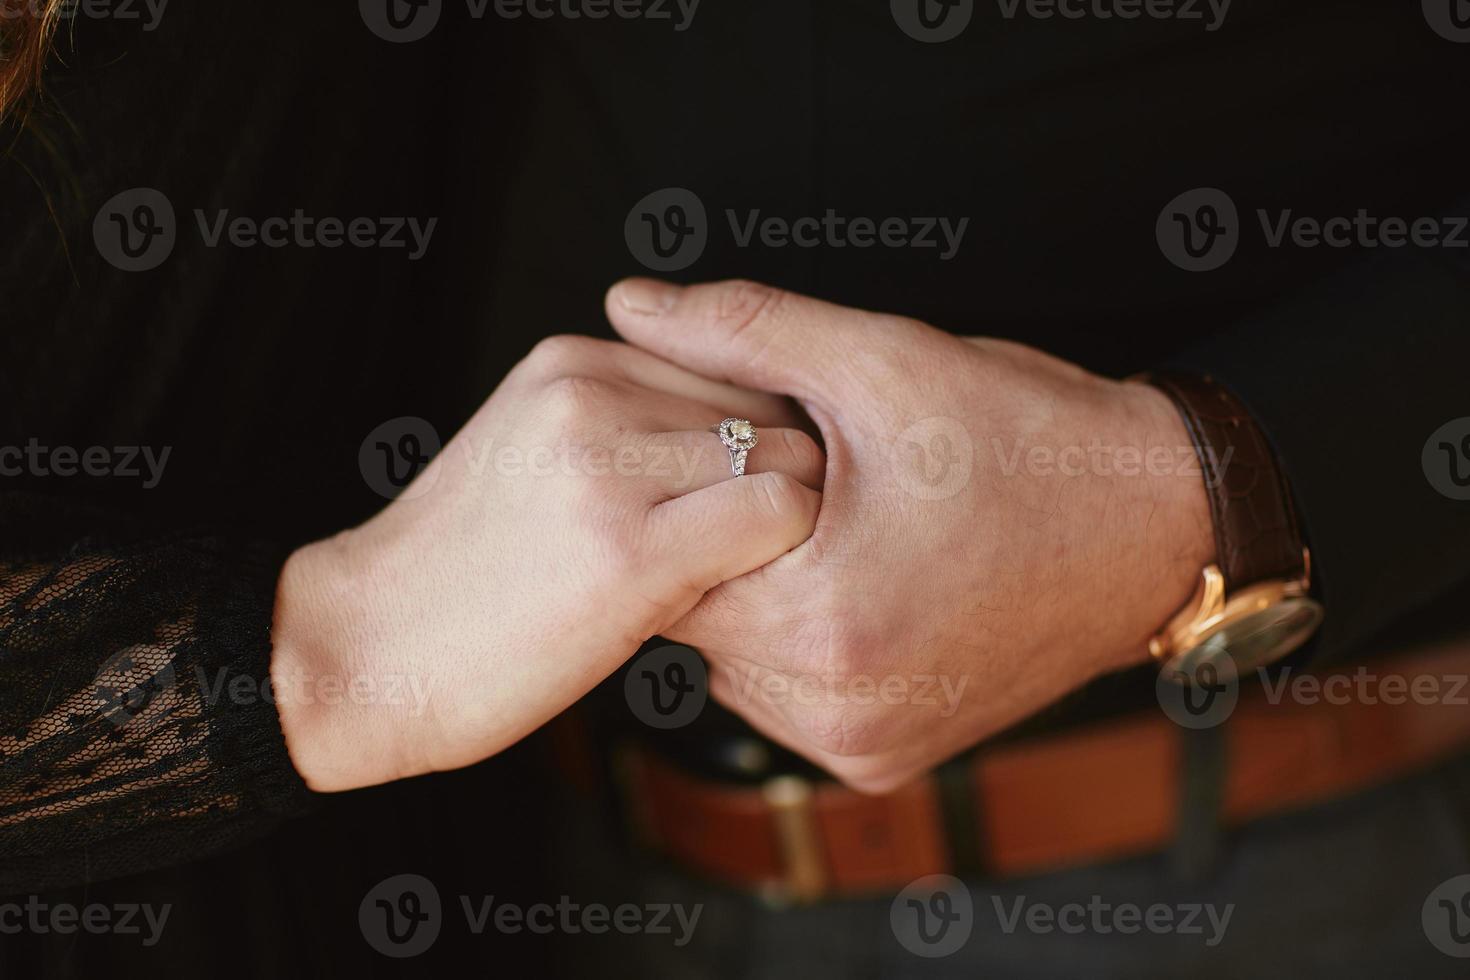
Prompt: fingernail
<box><xmin>617</xmin><ymin>278</ymin><xmax>679</xmax><ymax>315</ymax></box>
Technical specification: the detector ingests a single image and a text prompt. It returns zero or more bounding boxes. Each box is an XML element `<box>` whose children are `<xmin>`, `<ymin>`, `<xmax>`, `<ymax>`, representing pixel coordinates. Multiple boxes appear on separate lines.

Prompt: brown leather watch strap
<box><xmin>1144</xmin><ymin>372</ymin><xmax>1308</xmax><ymax>592</ymax></box>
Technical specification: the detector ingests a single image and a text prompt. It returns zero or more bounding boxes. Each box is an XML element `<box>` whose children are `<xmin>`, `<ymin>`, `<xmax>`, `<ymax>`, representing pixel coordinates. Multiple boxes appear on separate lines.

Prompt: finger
<box><xmin>643</xmin><ymin>427</ymin><xmax>825</xmax><ymax>495</ymax></box>
<box><xmin>514</xmin><ymin>335</ymin><xmax>811</xmax><ymax>430</ymax></box>
<box><xmin>647</xmin><ymin>471</ymin><xmax>819</xmax><ymax>596</ymax></box>
<box><xmin>605</xmin><ymin>279</ymin><xmax>913</xmax><ymax>408</ymax></box>
<box><xmin>606</xmin><ymin>343</ymin><xmax>811</xmax><ymax>431</ymax></box>
<box><xmin>539</xmin><ymin>384</ymin><xmax>820</xmax><ymax>475</ymax></box>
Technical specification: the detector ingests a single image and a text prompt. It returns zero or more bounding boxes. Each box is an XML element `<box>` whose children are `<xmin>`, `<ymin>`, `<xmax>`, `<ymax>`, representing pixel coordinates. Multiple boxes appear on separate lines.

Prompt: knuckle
<box><xmin>705</xmin><ymin>279</ymin><xmax>785</xmax><ymax>341</ymax></box>
<box><xmin>526</xmin><ymin>334</ymin><xmax>598</xmax><ymax>376</ymax></box>
<box><xmin>881</xmin><ymin>313</ymin><xmax>932</xmax><ymax>338</ymax></box>
<box><xmin>575</xmin><ymin>496</ymin><xmax>646</xmax><ymax>573</ymax></box>
<box><xmin>798</xmin><ymin>615</ymin><xmax>864</xmax><ymax>680</ymax></box>
<box><xmin>539</xmin><ymin>374</ymin><xmax>617</xmax><ymax>425</ymax></box>
<box><xmin>799</xmin><ymin>620</ymin><xmax>887</xmax><ymax>696</ymax></box>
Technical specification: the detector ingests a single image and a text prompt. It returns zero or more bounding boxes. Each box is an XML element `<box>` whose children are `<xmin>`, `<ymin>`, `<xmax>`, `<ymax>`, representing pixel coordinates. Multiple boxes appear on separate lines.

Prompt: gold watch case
<box><xmin>1150</xmin><ymin>551</ymin><xmax>1324</xmax><ymax>684</ymax></box>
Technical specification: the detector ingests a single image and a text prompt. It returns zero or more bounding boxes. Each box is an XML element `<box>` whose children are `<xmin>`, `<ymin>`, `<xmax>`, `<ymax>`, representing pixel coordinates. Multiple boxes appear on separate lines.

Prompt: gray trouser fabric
<box><xmin>547</xmin><ymin>753</ymin><xmax>1470</xmax><ymax>979</ymax></box>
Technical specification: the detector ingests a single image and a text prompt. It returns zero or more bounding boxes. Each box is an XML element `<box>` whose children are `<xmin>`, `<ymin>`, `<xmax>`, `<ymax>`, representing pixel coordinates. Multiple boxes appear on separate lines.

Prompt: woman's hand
<box><xmin>269</xmin><ymin>336</ymin><xmax>825</xmax><ymax>791</ymax></box>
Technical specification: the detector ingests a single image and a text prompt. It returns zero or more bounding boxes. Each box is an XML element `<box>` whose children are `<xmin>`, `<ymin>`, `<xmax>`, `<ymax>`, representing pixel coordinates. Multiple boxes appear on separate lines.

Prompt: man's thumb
<box><xmin>605</xmin><ymin>278</ymin><xmax>891</xmax><ymax>405</ymax></box>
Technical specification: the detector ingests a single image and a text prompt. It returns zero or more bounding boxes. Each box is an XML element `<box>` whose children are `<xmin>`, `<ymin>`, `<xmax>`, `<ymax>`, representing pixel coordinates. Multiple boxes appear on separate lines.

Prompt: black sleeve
<box><xmin>1165</xmin><ymin>218</ymin><xmax>1470</xmax><ymax>662</ymax></box>
<box><xmin>0</xmin><ymin>491</ymin><xmax>312</xmax><ymax>894</ymax></box>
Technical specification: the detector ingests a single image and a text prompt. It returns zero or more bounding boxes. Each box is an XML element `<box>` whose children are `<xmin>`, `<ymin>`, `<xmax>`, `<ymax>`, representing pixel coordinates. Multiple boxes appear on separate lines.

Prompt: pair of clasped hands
<box><xmin>272</xmin><ymin>279</ymin><xmax>1215</xmax><ymax>794</ymax></box>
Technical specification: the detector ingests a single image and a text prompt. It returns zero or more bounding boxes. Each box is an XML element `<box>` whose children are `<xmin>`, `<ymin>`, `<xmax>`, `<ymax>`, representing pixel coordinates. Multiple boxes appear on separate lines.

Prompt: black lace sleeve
<box><xmin>0</xmin><ymin>492</ymin><xmax>312</xmax><ymax>894</ymax></box>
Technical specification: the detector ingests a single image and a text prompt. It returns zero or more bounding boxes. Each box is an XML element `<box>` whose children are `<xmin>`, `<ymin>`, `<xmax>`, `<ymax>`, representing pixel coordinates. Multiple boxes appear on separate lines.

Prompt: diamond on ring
<box><xmin>713</xmin><ymin>417</ymin><xmax>758</xmax><ymax>477</ymax></box>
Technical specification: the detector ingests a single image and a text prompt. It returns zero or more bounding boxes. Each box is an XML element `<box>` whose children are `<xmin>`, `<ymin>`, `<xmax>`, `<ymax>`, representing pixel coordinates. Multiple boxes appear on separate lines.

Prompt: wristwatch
<box><xmin>1139</xmin><ymin>372</ymin><xmax>1324</xmax><ymax>683</ymax></box>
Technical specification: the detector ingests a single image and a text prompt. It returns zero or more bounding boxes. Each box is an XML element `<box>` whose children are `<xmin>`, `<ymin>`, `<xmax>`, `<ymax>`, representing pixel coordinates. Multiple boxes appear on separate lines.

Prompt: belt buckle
<box><xmin>761</xmin><ymin>775</ymin><xmax>828</xmax><ymax>906</ymax></box>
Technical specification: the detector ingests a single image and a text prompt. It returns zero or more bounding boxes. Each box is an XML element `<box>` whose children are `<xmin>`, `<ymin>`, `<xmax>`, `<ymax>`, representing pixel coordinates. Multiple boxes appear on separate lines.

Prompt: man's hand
<box><xmin>606</xmin><ymin>278</ymin><xmax>1216</xmax><ymax>793</ymax></box>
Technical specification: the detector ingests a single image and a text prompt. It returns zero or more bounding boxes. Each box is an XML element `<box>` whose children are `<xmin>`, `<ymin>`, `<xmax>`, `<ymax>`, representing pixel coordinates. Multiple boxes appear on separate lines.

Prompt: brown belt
<box><xmin>613</xmin><ymin>639</ymin><xmax>1470</xmax><ymax>903</ymax></box>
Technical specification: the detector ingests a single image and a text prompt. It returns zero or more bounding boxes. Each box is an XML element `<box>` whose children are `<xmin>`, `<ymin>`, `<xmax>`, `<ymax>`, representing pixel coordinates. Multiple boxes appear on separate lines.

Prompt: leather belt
<box><xmin>613</xmin><ymin>638</ymin><xmax>1470</xmax><ymax>903</ymax></box>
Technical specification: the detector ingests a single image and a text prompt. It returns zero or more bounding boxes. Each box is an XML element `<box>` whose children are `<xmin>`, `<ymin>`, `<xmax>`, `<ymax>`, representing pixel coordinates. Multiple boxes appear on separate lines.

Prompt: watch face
<box><xmin>1179</xmin><ymin>596</ymin><xmax>1326</xmax><ymax>676</ymax></box>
